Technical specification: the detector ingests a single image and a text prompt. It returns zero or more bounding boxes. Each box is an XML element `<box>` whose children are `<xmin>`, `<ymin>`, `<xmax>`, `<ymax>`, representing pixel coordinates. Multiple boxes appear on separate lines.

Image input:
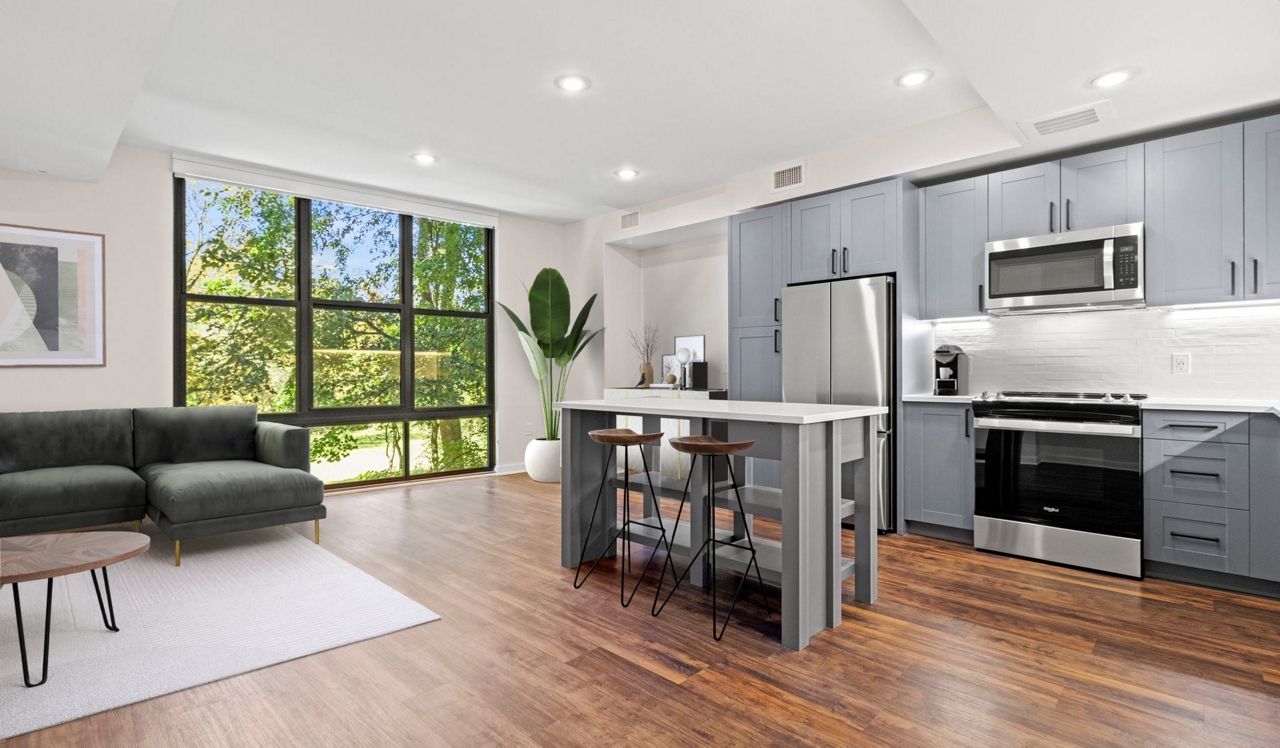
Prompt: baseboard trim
<box><xmin>494</xmin><ymin>462</ymin><xmax>526</xmax><ymax>476</ymax></box>
<box><xmin>905</xmin><ymin>520</ymin><xmax>974</xmax><ymax>546</ymax></box>
<box><xmin>1145</xmin><ymin>561</ymin><xmax>1280</xmax><ymax>601</ymax></box>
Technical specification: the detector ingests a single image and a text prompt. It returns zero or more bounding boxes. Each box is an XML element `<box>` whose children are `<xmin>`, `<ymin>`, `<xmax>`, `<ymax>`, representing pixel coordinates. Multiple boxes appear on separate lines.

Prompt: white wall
<box><xmin>641</xmin><ymin>236</ymin><xmax>729</xmax><ymax>388</ymax></box>
<box><xmin>0</xmin><ymin>146</ymin><xmax>173</xmax><ymax>411</ymax></box>
<box><xmin>933</xmin><ymin>305</ymin><xmax>1280</xmax><ymax>399</ymax></box>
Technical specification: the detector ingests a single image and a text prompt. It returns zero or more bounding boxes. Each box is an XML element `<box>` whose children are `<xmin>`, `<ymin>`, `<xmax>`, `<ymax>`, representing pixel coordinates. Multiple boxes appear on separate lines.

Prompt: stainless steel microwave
<box><xmin>983</xmin><ymin>222</ymin><xmax>1143</xmax><ymax>315</ymax></box>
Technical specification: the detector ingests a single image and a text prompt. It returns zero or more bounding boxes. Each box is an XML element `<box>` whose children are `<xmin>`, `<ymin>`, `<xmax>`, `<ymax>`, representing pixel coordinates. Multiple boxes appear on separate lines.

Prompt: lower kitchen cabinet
<box><xmin>1144</xmin><ymin>500</ymin><xmax>1250</xmax><ymax>575</ymax></box>
<box><xmin>903</xmin><ymin>402</ymin><xmax>974</xmax><ymax>530</ymax></box>
<box><xmin>1249</xmin><ymin>412</ymin><xmax>1280</xmax><ymax>582</ymax></box>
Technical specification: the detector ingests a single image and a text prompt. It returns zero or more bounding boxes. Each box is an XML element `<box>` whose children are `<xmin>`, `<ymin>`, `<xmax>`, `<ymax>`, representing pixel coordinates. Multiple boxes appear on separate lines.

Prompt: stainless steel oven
<box><xmin>973</xmin><ymin>392</ymin><xmax>1143</xmax><ymax>577</ymax></box>
<box><xmin>984</xmin><ymin>222</ymin><xmax>1143</xmax><ymax>314</ymax></box>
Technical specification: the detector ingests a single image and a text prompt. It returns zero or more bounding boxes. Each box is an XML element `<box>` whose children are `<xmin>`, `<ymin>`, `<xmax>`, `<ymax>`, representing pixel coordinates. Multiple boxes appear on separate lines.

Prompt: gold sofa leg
<box><xmin>135</xmin><ymin>520</ymin><xmax>141</xmax><ymax>533</ymax></box>
<box><xmin>175</xmin><ymin>540</ymin><xmax>181</xmax><ymax>567</ymax></box>
<box><xmin>315</xmin><ymin>519</ymin><xmax>320</xmax><ymax>544</ymax></box>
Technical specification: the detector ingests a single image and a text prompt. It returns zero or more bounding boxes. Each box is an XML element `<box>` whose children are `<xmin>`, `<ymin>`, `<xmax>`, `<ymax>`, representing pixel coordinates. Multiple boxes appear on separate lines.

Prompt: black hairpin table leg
<box><xmin>12</xmin><ymin>579</ymin><xmax>54</xmax><ymax>688</ymax></box>
<box><xmin>91</xmin><ymin>567</ymin><xmax>119</xmax><ymax>632</ymax></box>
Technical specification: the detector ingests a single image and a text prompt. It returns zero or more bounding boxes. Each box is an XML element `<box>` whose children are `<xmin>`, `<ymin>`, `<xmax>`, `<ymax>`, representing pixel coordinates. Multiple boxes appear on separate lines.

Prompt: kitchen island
<box><xmin>556</xmin><ymin>397</ymin><xmax>887</xmax><ymax>650</ymax></box>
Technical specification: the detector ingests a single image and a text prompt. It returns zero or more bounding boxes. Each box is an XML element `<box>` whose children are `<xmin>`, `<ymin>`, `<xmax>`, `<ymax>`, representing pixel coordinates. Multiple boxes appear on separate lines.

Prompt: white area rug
<box><xmin>0</xmin><ymin>525</ymin><xmax>439</xmax><ymax>740</ymax></box>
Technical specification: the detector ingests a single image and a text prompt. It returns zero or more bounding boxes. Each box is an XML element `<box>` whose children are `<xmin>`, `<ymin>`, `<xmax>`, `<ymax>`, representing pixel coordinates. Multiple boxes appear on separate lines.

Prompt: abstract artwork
<box><xmin>0</xmin><ymin>224</ymin><xmax>104</xmax><ymax>366</ymax></box>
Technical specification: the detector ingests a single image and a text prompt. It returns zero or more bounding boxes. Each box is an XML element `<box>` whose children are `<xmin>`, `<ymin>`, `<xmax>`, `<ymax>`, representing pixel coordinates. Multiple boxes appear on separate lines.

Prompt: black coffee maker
<box><xmin>933</xmin><ymin>345</ymin><xmax>970</xmax><ymax>396</ymax></box>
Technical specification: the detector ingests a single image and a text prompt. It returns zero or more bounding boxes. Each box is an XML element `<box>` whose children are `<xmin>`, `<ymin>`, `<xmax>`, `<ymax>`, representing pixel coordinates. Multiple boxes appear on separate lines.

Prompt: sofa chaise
<box><xmin>0</xmin><ymin>404</ymin><xmax>325</xmax><ymax>565</ymax></box>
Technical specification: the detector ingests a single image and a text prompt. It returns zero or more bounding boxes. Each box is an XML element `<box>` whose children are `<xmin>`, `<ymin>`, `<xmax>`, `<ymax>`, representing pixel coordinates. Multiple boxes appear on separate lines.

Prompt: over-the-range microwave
<box><xmin>983</xmin><ymin>222</ymin><xmax>1143</xmax><ymax>315</ymax></box>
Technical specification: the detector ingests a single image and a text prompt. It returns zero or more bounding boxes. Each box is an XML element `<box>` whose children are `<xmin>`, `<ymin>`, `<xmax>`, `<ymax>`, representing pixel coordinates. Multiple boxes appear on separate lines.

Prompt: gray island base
<box><xmin>556</xmin><ymin>398</ymin><xmax>887</xmax><ymax>650</ymax></box>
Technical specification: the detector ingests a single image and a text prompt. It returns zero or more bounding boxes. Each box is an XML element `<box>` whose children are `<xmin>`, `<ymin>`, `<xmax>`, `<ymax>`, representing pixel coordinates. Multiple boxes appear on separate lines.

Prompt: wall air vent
<box><xmin>1018</xmin><ymin>100</ymin><xmax>1117</xmax><ymax>139</ymax></box>
<box><xmin>620</xmin><ymin>211</ymin><xmax>640</xmax><ymax>230</ymax></box>
<box><xmin>772</xmin><ymin>162</ymin><xmax>805</xmax><ymax>192</ymax></box>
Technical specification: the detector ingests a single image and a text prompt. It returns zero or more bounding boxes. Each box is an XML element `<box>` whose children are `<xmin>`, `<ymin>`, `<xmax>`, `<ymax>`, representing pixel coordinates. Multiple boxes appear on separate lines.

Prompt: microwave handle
<box><xmin>1102</xmin><ymin>239</ymin><xmax>1115</xmax><ymax>290</ymax></box>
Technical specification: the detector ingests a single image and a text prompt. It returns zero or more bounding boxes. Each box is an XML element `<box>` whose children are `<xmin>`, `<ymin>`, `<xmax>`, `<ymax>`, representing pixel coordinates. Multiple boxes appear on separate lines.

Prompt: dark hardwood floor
<box><xmin>8</xmin><ymin>473</ymin><xmax>1280</xmax><ymax>746</ymax></box>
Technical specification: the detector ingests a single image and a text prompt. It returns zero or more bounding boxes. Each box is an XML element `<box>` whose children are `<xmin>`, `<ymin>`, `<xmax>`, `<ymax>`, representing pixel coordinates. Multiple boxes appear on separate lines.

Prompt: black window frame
<box><xmin>173</xmin><ymin>177</ymin><xmax>496</xmax><ymax>486</ymax></box>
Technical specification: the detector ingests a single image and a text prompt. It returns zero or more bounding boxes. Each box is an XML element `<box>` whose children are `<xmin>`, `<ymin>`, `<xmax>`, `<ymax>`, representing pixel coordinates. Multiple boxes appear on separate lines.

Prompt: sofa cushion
<box><xmin>134</xmin><ymin>405</ymin><xmax>257</xmax><ymax>466</ymax></box>
<box><xmin>0</xmin><ymin>465</ymin><xmax>147</xmax><ymax>521</ymax></box>
<box><xmin>138</xmin><ymin>460</ymin><xmax>323</xmax><ymax>524</ymax></box>
<box><xmin>0</xmin><ymin>409</ymin><xmax>134</xmax><ymax>474</ymax></box>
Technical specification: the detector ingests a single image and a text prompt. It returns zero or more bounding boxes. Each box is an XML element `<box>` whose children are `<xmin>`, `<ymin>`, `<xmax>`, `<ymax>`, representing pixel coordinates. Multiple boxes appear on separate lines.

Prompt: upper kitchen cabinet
<box><xmin>921</xmin><ymin>176</ymin><xmax>988</xmax><ymax>319</ymax></box>
<box><xmin>988</xmin><ymin>162</ymin><xmax>1061</xmax><ymax>241</ymax></box>
<box><xmin>838</xmin><ymin>179</ymin><xmax>902</xmax><ymax>278</ymax></box>
<box><xmin>729</xmin><ymin>204</ymin><xmax>787</xmax><ymax>329</ymax></box>
<box><xmin>1246</xmin><ymin>114</ymin><xmax>1280</xmax><ymax>300</ymax></box>
<box><xmin>1145</xmin><ymin>124</ymin><xmax>1245</xmax><ymax>306</ymax></box>
<box><xmin>1060</xmin><ymin>144</ymin><xmax>1145</xmax><ymax>231</ymax></box>
<box><xmin>789</xmin><ymin>192</ymin><xmax>842</xmax><ymax>284</ymax></box>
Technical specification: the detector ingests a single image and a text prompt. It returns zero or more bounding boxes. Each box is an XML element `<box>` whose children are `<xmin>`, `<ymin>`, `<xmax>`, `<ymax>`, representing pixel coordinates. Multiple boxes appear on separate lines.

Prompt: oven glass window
<box><xmin>989</xmin><ymin>246</ymin><xmax>1104</xmax><ymax>298</ymax></box>
<box><xmin>974</xmin><ymin>428</ymin><xmax>1141</xmax><ymax>537</ymax></box>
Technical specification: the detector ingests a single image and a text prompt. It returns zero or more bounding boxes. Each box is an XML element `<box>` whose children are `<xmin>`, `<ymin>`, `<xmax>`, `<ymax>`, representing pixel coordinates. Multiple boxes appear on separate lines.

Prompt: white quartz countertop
<box><xmin>556</xmin><ymin>398</ymin><xmax>888</xmax><ymax>425</ymax></box>
<box><xmin>902</xmin><ymin>393</ymin><xmax>1280</xmax><ymax>414</ymax></box>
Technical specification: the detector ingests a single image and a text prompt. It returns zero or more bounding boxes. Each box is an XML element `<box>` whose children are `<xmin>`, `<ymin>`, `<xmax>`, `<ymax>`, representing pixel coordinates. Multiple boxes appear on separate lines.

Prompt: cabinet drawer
<box><xmin>1143</xmin><ymin>439</ymin><xmax>1248</xmax><ymax>509</ymax></box>
<box><xmin>1142</xmin><ymin>410</ymin><xmax>1249</xmax><ymax>444</ymax></box>
<box><xmin>1144</xmin><ymin>500</ymin><xmax>1249</xmax><ymax>575</ymax></box>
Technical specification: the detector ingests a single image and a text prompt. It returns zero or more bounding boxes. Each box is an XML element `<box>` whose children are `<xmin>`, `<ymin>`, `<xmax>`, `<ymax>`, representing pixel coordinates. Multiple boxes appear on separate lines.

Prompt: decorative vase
<box><xmin>638</xmin><ymin>361</ymin><xmax>654</xmax><ymax>389</ymax></box>
<box><xmin>525</xmin><ymin>438</ymin><xmax>562</xmax><ymax>483</ymax></box>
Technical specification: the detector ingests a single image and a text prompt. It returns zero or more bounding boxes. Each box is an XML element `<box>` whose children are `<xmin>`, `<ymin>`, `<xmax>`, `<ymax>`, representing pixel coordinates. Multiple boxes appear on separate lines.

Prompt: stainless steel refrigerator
<box><xmin>782</xmin><ymin>276</ymin><xmax>895</xmax><ymax>531</ymax></box>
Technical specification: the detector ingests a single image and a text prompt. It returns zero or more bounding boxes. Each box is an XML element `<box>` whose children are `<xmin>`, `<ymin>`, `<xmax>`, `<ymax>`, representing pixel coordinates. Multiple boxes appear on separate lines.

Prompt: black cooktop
<box><xmin>999</xmin><ymin>391</ymin><xmax>1148</xmax><ymax>401</ymax></box>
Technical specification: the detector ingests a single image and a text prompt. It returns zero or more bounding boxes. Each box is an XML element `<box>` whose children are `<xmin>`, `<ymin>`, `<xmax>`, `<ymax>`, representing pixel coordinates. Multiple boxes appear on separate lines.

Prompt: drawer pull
<box><xmin>1165</xmin><ymin>424</ymin><xmax>1218</xmax><ymax>431</ymax></box>
<box><xmin>1170</xmin><ymin>469</ymin><xmax>1221</xmax><ymax>479</ymax></box>
<box><xmin>1170</xmin><ymin>531</ymin><xmax>1220</xmax><ymax>544</ymax></box>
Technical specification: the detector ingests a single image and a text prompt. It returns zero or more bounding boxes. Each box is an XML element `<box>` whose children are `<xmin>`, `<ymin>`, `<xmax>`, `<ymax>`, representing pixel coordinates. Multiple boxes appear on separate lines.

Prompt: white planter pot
<box><xmin>525</xmin><ymin>438</ymin><xmax>562</xmax><ymax>483</ymax></box>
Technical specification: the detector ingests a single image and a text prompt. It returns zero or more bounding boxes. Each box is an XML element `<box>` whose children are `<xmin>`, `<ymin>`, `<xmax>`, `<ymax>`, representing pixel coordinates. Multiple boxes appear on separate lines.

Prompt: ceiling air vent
<box><xmin>620</xmin><ymin>211</ymin><xmax>640</xmax><ymax>230</ymax></box>
<box><xmin>1018</xmin><ymin>100</ymin><xmax>1117</xmax><ymax>139</ymax></box>
<box><xmin>772</xmin><ymin>162</ymin><xmax>805</xmax><ymax>192</ymax></box>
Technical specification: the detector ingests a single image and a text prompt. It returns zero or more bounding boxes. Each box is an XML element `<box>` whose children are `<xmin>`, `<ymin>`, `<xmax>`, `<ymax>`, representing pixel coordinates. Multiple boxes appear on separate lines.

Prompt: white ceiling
<box><xmin>4</xmin><ymin>0</ymin><xmax>1280</xmax><ymax>222</ymax></box>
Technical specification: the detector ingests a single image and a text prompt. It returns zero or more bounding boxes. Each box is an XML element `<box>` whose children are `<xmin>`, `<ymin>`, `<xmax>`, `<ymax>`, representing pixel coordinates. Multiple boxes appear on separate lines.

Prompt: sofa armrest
<box><xmin>255</xmin><ymin>422</ymin><xmax>311</xmax><ymax>472</ymax></box>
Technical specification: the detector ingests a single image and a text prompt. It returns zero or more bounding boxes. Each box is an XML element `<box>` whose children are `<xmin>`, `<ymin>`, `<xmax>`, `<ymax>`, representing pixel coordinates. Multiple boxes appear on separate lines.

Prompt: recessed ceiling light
<box><xmin>554</xmin><ymin>74</ymin><xmax>591</xmax><ymax>93</ymax></box>
<box><xmin>1090</xmin><ymin>69</ymin><xmax>1135</xmax><ymax>88</ymax></box>
<box><xmin>896</xmin><ymin>69</ymin><xmax>933</xmax><ymax>88</ymax></box>
<box><xmin>615</xmin><ymin>168</ymin><xmax>639</xmax><ymax>180</ymax></box>
<box><xmin>412</xmin><ymin>153</ymin><xmax>437</xmax><ymax>165</ymax></box>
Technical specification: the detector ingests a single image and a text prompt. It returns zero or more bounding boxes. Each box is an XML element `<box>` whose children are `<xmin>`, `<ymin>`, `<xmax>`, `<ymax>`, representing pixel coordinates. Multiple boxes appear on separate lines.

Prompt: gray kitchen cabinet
<box><xmin>728</xmin><ymin>326</ymin><xmax>782</xmax><ymax>487</ymax></box>
<box><xmin>1249</xmin><ymin>413</ymin><xmax>1280</xmax><ymax>582</ymax></box>
<box><xmin>729</xmin><ymin>205</ymin><xmax>786</xmax><ymax>329</ymax></box>
<box><xmin>789</xmin><ymin>192</ymin><xmax>841</xmax><ymax>284</ymax></box>
<box><xmin>1060</xmin><ymin>144</ymin><xmax>1145</xmax><ymax>231</ymax></box>
<box><xmin>1143</xmin><ymin>438</ymin><xmax>1249</xmax><ymax>510</ymax></box>
<box><xmin>838</xmin><ymin>179</ymin><xmax>901</xmax><ymax>278</ymax></box>
<box><xmin>903</xmin><ymin>402</ymin><xmax>974</xmax><ymax>530</ymax></box>
<box><xmin>921</xmin><ymin>176</ymin><xmax>988</xmax><ymax>319</ymax></box>
<box><xmin>1144</xmin><ymin>500</ymin><xmax>1250</xmax><ymax>575</ymax></box>
<box><xmin>988</xmin><ymin>162</ymin><xmax>1061</xmax><ymax>241</ymax></box>
<box><xmin>1246</xmin><ymin>114</ymin><xmax>1280</xmax><ymax>300</ymax></box>
<box><xmin>1144</xmin><ymin>124</ymin><xmax>1245</xmax><ymax>306</ymax></box>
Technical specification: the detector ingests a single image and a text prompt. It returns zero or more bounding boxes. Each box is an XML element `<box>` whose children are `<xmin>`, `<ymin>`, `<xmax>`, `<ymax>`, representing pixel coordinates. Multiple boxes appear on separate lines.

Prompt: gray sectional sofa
<box><xmin>0</xmin><ymin>405</ymin><xmax>325</xmax><ymax>565</ymax></box>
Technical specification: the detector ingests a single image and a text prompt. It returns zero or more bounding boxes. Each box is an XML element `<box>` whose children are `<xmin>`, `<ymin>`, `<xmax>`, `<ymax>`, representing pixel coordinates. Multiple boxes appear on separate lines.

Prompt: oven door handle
<box><xmin>973</xmin><ymin>417</ymin><xmax>1141</xmax><ymax>438</ymax></box>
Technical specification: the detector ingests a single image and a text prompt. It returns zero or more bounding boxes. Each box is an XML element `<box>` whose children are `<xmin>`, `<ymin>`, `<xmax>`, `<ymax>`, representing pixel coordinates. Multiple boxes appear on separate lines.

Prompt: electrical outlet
<box><xmin>524</xmin><ymin>423</ymin><xmax>533</xmax><ymax>435</ymax></box>
<box><xmin>1172</xmin><ymin>353</ymin><xmax>1191</xmax><ymax>375</ymax></box>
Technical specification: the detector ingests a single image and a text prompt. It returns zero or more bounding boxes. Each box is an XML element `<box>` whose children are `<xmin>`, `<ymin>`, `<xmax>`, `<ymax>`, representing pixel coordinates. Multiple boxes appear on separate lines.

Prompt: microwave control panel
<box><xmin>1114</xmin><ymin>237</ymin><xmax>1140</xmax><ymax>289</ymax></box>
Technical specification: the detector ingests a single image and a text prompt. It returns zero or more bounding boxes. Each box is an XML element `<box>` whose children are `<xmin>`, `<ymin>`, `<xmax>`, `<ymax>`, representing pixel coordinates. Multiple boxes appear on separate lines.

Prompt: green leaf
<box><xmin>571</xmin><ymin>328</ymin><xmax>603</xmax><ymax>361</ymax></box>
<box><xmin>564</xmin><ymin>293</ymin><xmax>597</xmax><ymax>354</ymax></box>
<box><xmin>528</xmin><ymin>268</ymin><xmax>570</xmax><ymax>351</ymax></box>
<box><xmin>496</xmin><ymin>301</ymin><xmax>530</xmax><ymax>336</ymax></box>
<box><xmin>516</xmin><ymin>331</ymin><xmax>549</xmax><ymax>381</ymax></box>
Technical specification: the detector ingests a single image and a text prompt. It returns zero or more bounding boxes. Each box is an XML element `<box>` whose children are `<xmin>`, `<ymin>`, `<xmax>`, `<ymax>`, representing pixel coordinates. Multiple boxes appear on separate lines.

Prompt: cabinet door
<box><xmin>729</xmin><ymin>205</ymin><xmax>786</xmax><ymax>328</ymax></box>
<box><xmin>728</xmin><ymin>326</ymin><xmax>781</xmax><ymax>403</ymax></box>
<box><xmin>1246</xmin><ymin>114</ymin><xmax>1280</xmax><ymax>299</ymax></box>
<box><xmin>789</xmin><ymin>193</ymin><xmax>841</xmax><ymax>284</ymax></box>
<box><xmin>1250</xmin><ymin>413</ymin><xmax>1280</xmax><ymax>581</ymax></box>
<box><xmin>922</xmin><ymin>176</ymin><xmax>988</xmax><ymax>319</ymax></box>
<box><xmin>988</xmin><ymin>162</ymin><xmax>1062</xmax><ymax>241</ymax></box>
<box><xmin>1145</xmin><ymin>124</ymin><xmax>1245</xmax><ymax>306</ymax></box>
<box><xmin>1060</xmin><ymin>144</ymin><xmax>1144</xmax><ymax>231</ymax></box>
<box><xmin>838</xmin><ymin>179</ymin><xmax>899</xmax><ymax>277</ymax></box>
<box><xmin>903</xmin><ymin>403</ymin><xmax>975</xmax><ymax>529</ymax></box>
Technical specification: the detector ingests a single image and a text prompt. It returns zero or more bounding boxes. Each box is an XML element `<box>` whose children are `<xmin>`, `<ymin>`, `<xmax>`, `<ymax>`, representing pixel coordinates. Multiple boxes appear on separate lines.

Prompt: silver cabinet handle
<box><xmin>831</xmin><ymin>249</ymin><xmax>838</xmax><ymax>275</ymax></box>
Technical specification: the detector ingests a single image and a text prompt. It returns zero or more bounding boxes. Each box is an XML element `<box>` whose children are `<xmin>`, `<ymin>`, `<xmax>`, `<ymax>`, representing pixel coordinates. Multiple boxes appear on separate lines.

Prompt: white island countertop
<box><xmin>555</xmin><ymin>398</ymin><xmax>887</xmax><ymax>425</ymax></box>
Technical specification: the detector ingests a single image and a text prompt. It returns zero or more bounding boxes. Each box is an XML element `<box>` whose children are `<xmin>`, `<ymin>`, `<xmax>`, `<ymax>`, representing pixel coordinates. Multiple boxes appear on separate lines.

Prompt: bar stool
<box><xmin>653</xmin><ymin>435</ymin><xmax>771</xmax><ymax>640</ymax></box>
<box><xmin>574</xmin><ymin>428</ymin><xmax>668</xmax><ymax>607</ymax></box>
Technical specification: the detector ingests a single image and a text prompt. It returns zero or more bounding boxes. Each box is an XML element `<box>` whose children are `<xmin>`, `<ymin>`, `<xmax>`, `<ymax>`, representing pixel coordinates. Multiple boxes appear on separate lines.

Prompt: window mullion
<box><xmin>401</xmin><ymin>214</ymin><xmax>414</xmax><ymax>411</ymax></box>
<box><xmin>298</xmin><ymin>197</ymin><xmax>313</xmax><ymax>416</ymax></box>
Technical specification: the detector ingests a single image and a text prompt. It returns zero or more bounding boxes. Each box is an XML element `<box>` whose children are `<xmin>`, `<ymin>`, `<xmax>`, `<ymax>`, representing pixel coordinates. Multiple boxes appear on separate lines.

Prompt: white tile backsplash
<box><xmin>933</xmin><ymin>304</ymin><xmax>1280</xmax><ymax>398</ymax></box>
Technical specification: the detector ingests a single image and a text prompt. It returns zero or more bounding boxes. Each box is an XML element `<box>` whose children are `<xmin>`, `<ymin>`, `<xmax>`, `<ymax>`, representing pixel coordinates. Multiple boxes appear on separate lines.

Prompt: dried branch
<box><xmin>626</xmin><ymin>324</ymin><xmax>660</xmax><ymax>363</ymax></box>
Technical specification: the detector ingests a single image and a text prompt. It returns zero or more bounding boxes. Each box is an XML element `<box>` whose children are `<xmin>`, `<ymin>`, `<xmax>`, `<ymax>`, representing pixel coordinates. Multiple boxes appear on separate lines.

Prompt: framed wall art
<box><xmin>0</xmin><ymin>224</ymin><xmax>105</xmax><ymax>366</ymax></box>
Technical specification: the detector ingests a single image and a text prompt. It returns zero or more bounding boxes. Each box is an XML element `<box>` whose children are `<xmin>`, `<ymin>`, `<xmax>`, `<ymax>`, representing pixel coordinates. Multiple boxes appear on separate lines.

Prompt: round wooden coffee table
<box><xmin>1</xmin><ymin>531</ymin><xmax>150</xmax><ymax>687</ymax></box>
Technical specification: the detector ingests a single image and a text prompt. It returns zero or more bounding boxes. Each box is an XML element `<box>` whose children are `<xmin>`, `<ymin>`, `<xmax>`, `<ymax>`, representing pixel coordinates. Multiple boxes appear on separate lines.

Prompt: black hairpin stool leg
<box><xmin>652</xmin><ymin>457</ymin><xmax>710</xmax><ymax>617</ymax></box>
<box><xmin>91</xmin><ymin>567</ymin><xmax>119</xmax><ymax>632</ymax></box>
<box><xmin>12</xmin><ymin>579</ymin><xmax>54</xmax><ymax>688</ymax></box>
<box><xmin>574</xmin><ymin>445</ymin><xmax>618</xmax><ymax>589</ymax></box>
<box><xmin>618</xmin><ymin>444</ymin><xmax>668</xmax><ymax>608</ymax></box>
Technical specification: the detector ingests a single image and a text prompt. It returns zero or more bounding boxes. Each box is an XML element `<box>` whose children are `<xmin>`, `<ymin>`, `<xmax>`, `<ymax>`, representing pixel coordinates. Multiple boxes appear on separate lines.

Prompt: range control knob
<box><xmin>995</xmin><ymin>392</ymin><xmax>1007</xmax><ymax>400</ymax></box>
<box><xmin>980</xmin><ymin>391</ymin><xmax>989</xmax><ymax>401</ymax></box>
<box><xmin>1101</xmin><ymin>393</ymin><xmax>1115</xmax><ymax>403</ymax></box>
<box><xmin>1121</xmin><ymin>393</ymin><xmax>1135</xmax><ymax>403</ymax></box>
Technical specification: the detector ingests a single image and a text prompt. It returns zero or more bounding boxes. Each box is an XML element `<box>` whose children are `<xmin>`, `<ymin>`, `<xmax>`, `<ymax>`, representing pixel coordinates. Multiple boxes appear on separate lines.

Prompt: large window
<box><xmin>176</xmin><ymin>178</ymin><xmax>494</xmax><ymax>485</ymax></box>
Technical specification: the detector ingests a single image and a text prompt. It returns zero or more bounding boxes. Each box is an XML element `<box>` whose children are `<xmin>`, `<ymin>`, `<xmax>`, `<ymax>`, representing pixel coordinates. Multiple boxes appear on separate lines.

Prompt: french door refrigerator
<box><xmin>781</xmin><ymin>275</ymin><xmax>895</xmax><ymax>532</ymax></box>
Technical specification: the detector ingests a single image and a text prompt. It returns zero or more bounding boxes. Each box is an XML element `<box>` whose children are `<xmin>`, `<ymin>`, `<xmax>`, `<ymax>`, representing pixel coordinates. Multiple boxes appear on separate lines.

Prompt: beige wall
<box><xmin>640</xmin><ymin>235</ymin><xmax>729</xmax><ymax>388</ymax></box>
<box><xmin>0</xmin><ymin>146</ymin><xmax>173</xmax><ymax>411</ymax></box>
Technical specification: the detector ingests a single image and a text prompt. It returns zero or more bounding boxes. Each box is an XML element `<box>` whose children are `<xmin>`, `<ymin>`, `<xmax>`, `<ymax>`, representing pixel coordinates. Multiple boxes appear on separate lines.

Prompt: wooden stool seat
<box><xmin>588</xmin><ymin>428</ymin><xmax>663</xmax><ymax>446</ymax></box>
<box><xmin>669</xmin><ymin>435</ymin><xmax>754</xmax><ymax>456</ymax></box>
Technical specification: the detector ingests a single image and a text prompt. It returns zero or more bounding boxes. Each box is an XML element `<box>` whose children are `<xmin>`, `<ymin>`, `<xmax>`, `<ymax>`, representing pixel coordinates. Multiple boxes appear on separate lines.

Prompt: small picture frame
<box><xmin>674</xmin><ymin>335</ymin><xmax>705</xmax><ymax>362</ymax></box>
<box><xmin>661</xmin><ymin>354</ymin><xmax>678</xmax><ymax>381</ymax></box>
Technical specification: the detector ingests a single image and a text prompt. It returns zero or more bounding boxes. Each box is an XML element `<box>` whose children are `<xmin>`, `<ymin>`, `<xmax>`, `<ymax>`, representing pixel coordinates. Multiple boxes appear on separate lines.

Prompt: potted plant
<box><xmin>498</xmin><ymin>268</ymin><xmax>601</xmax><ymax>482</ymax></box>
